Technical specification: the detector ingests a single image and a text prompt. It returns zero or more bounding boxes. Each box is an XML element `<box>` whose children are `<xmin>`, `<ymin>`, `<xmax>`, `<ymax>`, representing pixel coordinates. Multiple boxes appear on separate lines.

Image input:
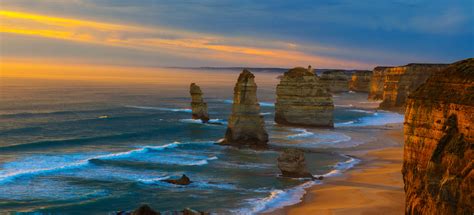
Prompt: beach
<box><xmin>268</xmin><ymin>125</ymin><xmax>405</xmax><ymax>215</ymax></box>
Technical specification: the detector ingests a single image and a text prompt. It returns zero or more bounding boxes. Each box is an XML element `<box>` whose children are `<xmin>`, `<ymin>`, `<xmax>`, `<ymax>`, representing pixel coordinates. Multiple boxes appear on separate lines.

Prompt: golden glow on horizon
<box><xmin>0</xmin><ymin>9</ymin><xmax>372</xmax><ymax>69</ymax></box>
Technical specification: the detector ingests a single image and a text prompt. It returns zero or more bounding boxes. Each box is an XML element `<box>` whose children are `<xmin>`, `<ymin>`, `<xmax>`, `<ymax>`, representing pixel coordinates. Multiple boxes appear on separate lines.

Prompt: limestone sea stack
<box><xmin>189</xmin><ymin>83</ymin><xmax>209</xmax><ymax>123</ymax></box>
<box><xmin>379</xmin><ymin>63</ymin><xmax>448</xmax><ymax>111</ymax></box>
<box><xmin>402</xmin><ymin>58</ymin><xmax>473</xmax><ymax>215</ymax></box>
<box><xmin>223</xmin><ymin>69</ymin><xmax>268</xmax><ymax>148</ymax></box>
<box><xmin>367</xmin><ymin>66</ymin><xmax>392</xmax><ymax>100</ymax></box>
<box><xmin>349</xmin><ymin>70</ymin><xmax>372</xmax><ymax>92</ymax></box>
<box><xmin>277</xmin><ymin>148</ymin><xmax>313</xmax><ymax>178</ymax></box>
<box><xmin>275</xmin><ymin>67</ymin><xmax>334</xmax><ymax>127</ymax></box>
<box><xmin>319</xmin><ymin>70</ymin><xmax>352</xmax><ymax>92</ymax></box>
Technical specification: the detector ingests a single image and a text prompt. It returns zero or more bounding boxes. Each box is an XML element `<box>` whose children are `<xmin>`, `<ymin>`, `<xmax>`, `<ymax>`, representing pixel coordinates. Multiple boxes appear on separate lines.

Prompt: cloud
<box><xmin>0</xmin><ymin>10</ymin><xmax>373</xmax><ymax>68</ymax></box>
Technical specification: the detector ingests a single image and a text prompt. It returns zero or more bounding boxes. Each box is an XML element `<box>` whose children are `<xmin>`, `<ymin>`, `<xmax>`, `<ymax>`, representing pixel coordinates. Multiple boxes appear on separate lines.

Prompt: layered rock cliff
<box><xmin>223</xmin><ymin>69</ymin><xmax>269</xmax><ymax>148</ymax></box>
<box><xmin>319</xmin><ymin>70</ymin><xmax>352</xmax><ymax>92</ymax></box>
<box><xmin>368</xmin><ymin>66</ymin><xmax>392</xmax><ymax>100</ymax></box>
<box><xmin>349</xmin><ymin>70</ymin><xmax>372</xmax><ymax>92</ymax></box>
<box><xmin>402</xmin><ymin>58</ymin><xmax>473</xmax><ymax>215</ymax></box>
<box><xmin>275</xmin><ymin>67</ymin><xmax>334</xmax><ymax>127</ymax></box>
<box><xmin>190</xmin><ymin>83</ymin><xmax>209</xmax><ymax>123</ymax></box>
<box><xmin>379</xmin><ymin>64</ymin><xmax>448</xmax><ymax>111</ymax></box>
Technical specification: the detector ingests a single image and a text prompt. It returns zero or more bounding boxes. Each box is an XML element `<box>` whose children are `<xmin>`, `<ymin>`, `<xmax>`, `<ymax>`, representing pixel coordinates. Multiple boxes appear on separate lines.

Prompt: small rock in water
<box><xmin>162</xmin><ymin>174</ymin><xmax>192</xmax><ymax>185</ymax></box>
<box><xmin>132</xmin><ymin>204</ymin><xmax>160</xmax><ymax>215</ymax></box>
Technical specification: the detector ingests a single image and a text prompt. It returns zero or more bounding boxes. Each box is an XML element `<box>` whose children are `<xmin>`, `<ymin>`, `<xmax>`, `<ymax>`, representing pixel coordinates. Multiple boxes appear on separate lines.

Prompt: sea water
<box><xmin>0</xmin><ymin>68</ymin><xmax>403</xmax><ymax>214</ymax></box>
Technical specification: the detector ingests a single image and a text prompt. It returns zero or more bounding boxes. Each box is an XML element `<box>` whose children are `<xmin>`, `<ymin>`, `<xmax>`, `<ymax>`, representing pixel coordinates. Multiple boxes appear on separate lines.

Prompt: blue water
<box><xmin>0</xmin><ymin>71</ymin><xmax>403</xmax><ymax>214</ymax></box>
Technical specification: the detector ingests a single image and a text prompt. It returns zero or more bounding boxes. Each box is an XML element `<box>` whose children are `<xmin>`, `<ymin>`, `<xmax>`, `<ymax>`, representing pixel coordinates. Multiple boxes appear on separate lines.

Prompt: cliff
<box><xmin>189</xmin><ymin>83</ymin><xmax>209</xmax><ymax>123</ymax></box>
<box><xmin>223</xmin><ymin>69</ymin><xmax>269</xmax><ymax>148</ymax></box>
<box><xmin>275</xmin><ymin>67</ymin><xmax>334</xmax><ymax>127</ymax></box>
<box><xmin>319</xmin><ymin>70</ymin><xmax>352</xmax><ymax>92</ymax></box>
<box><xmin>349</xmin><ymin>70</ymin><xmax>372</xmax><ymax>92</ymax></box>
<box><xmin>379</xmin><ymin>64</ymin><xmax>448</xmax><ymax>111</ymax></box>
<box><xmin>402</xmin><ymin>58</ymin><xmax>473</xmax><ymax>215</ymax></box>
<box><xmin>368</xmin><ymin>66</ymin><xmax>392</xmax><ymax>100</ymax></box>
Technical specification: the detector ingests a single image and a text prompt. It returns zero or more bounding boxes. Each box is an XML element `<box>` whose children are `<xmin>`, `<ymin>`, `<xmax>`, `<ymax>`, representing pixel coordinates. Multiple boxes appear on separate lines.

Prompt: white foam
<box><xmin>235</xmin><ymin>181</ymin><xmax>319</xmax><ymax>214</ymax></box>
<box><xmin>0</xmin><ymin>142</ymin><xmax>183</xmax><ymax>183</ymax></box>
<box><xmin>287</xmin><ymin>129</ymin><xmax>314</xmax><ymax>139</ymax></box>
<box><xmin>223</xmin><ymin>100</ymin><xmax>275</xmax><ymax>107</ymax></box>
<box><xmin>179</xmin><ymin>118</ymin><xmax>227</xmax><ymax>125</ymax></box>
<box><xmin>335</xmin><ymin>111</ymin><xmax>404</xmax><ymax>127</ymax></box>
<box><xmin>125</xmin><ymin>105</ymin><xmax>192</xmax><ymax>113</ymax></box>
<box><xmin>239</xmin><ymin>155</ymin><xmax>360</xmax><ymax>214</ymax></box>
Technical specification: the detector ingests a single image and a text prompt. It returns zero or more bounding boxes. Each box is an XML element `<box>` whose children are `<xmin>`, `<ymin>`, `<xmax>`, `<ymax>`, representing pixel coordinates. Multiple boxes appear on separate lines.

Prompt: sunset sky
<box><xmin>1</xmin><ymin>0</ymin><xmax>473</xmax><ymax>70</ymax></box>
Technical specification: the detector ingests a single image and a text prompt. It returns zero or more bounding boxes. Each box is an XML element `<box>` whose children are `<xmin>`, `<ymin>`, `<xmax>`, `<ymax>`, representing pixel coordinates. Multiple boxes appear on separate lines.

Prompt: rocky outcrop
<box><xmin>223</xmin><ymin>69</ymin><xmax>268</xmax><ymax>148</ymax></box>
<box><xmin>319</xmin><ymin>70</ymin><xmax>352</xmax><ymax>92</ymax></box>
<box><xmin>119</xmin><ymin>205</ymin><xmax>209</xmax><ymax>215</ymax></box>
<box><xmin>275</xmin><ymin>67</ymin><xmax>334</xmax><ymax>127</ymax></box>
<box><xmin>402</xmin><ymin>58</ymin><xmax>473</xmax><ymax>215</ymax></box>
<box><xmin>277</xmin><ymin>148</ymin><xmax>313</xmax><ymax>178</ymax></box>
<box><xmin>368</xmin><ymin>66</ymin><xmax>392</xmax><ymax>100</ymax></box>
<box><xmin>379</xmin><ymin>63</ymin><xmax>448</xmax><ymax>111</ymax></box>
<box><xmin>190</xmin><ymin>83</ymin><xmax>209</xmax><ymax>123</ymax></box>
<box><xmin>162</xmin><ymin>174</ymin><xmax>191</xmax><ymax>185</ymax></box>
<box><xmin>349</xmin><ymin>70</ymin><xmax>372</xmax><ymax>92</ymax></box>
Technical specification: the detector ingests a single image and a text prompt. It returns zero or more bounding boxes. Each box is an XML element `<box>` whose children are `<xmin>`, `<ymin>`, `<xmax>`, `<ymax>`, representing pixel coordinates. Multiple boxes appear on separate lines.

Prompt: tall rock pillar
<box><xmin>190</xmin><ymin>83</ymin><xmax>210</xmax><ymax>123</ymax></box>
<box><xmin>223</xmin><ymin>69</ymin><xmax>269</xmax><ymax>148</ymax></box>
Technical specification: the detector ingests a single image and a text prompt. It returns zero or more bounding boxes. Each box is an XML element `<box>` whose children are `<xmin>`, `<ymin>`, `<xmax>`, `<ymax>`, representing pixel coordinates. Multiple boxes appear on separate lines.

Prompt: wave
<box><xmin>348</xmin><ymin>109</ymin><xmax>375</xmax><ymax>114</ymax></box>
<box><xmin>179</xmin><ymin>118</ymin><xmax>227</xmax><ymax>125</ymax></box>
<box><xmin>0</xmin><ymin>142</ymin><xmax>213</xmax><ymax>184</ymax></box>
<box><xmin>125</xmin><ymin>105</ymin><xmax>192</xmax><ymax>113</ymax></box>
<box><xmin>334</xmin><ymin>104</ymin><xmax>354</xmax><ymax>107</ymax></box>
<box><xmin>317</xmin><ymin>155</ymin><xmax>360</xmax><ymax>178</ymax></box>
<box><xmin>239</xmin><ymin>155</ymin><xmax>360</xmax><ymax>214</ymax></box>
<box><xmin>287</xmin><ymin>129</ymin><xmax>314</xmax><ymax>139</ymax></box>
<box><xmin>335</xmin><ymin>111</ymin><xmax>404</xmax><ymax>127</ymax></box>
<box><xmin>223</xmin><ymin>100</ymin><xmax>274</xmax><ymax>107</ymax></box>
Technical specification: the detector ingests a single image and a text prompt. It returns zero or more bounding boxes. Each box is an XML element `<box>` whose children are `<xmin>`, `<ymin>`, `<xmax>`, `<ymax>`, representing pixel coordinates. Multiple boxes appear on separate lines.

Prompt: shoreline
<box><xmin>265</xmin><ymin>124</ymin><xmax>405</xmax><ymax>215</ymax></box>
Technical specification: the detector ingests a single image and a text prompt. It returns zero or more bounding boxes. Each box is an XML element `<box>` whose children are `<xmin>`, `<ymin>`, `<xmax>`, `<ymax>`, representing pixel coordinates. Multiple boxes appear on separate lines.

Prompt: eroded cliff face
<box><xmin>319</xmin><ymin>70</ymin><xmax>352</xmax><ymax>92</ymax></box>
<box><xmin>223</xmin><ymin>69</ymin><xmax>268</xmax><ymax>148</ymax></box>
<box><xmin>368</xmin><ymin>66</ymin><xmax>392</xmax><ymax>100</ymax></box>
<box><xmin>275</xmin><ymin>67</ymin><xmax>334</xmax><ymax>127</ymax></box>
<box><xmin>190</xmin><ymin>83</ymin><xmax>209</xmax><ymax>123</ymax></box>
<box><xmin>379</xmin><ymin>64</ymin><xmax>448</xmax><ymax>111</ymax></box>
<box><xmin>349</xmin><ymin>70</ymin><xmax>372</xmax><ymax>92</ymax></box>
<box><xmin>402</xmin><ymin>58</ymin><xmax>474</xmax><ymax>215</ymax></box>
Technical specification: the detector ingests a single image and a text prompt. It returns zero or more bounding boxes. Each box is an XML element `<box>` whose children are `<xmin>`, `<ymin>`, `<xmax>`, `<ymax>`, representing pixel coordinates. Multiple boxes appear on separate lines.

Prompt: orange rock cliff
<box><xmin>402</xmin><ymin>58</ymin><xmax>473</xmax><ymax>214</ymax></box>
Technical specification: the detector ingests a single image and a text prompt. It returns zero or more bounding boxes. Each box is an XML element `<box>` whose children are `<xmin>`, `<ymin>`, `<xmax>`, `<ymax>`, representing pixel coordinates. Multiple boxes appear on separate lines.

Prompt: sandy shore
<box><xmin>267</xmin><ymin>125</ymin><xmax>405</xmax><ymax>215</ymax></box>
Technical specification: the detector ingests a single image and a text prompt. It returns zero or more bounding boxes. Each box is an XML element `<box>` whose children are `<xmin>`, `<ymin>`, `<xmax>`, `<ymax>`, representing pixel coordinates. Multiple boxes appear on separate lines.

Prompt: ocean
<box><xmin>0</xmin><ymin>68</ymin><xmax>404</xmax><ymax>214</ymax></box>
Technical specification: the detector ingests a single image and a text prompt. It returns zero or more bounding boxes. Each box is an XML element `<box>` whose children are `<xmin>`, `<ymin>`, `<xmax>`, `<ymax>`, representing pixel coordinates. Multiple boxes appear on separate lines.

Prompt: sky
<box><xmin>1</xmin><ymin>0</ymin><xmax>473</xmax><ymax>70</ymax></box>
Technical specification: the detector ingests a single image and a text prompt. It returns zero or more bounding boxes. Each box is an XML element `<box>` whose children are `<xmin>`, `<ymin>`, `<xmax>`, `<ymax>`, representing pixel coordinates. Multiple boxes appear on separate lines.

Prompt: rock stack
<box><xmin>402</xmin><ymin>58</ymin><xmax>473</xmax><ymax>215</ymax></box>
<box><xmin>379</xmin><ymin>63</ymin><xmax>447</xmax><ymax>111</ymax></box>
<box><xmin>277</xmin><ymin>148</ymin><xmax>313</xmax><ymax>178</ymax></box>
<box><xmin>189</xmin><ymin>83</ymin><xmax>209</xmax><ymax>123</ymax></box>
<box><xmin>367</xmin><ymin>66</ymin><xmax>392</xmax><ymax>100</ymax></box>
<box><xmin>349</xmin><ymin>70</ymin><xmax>372</xmax><ymax>92</ymax></box>
<box><xmin>275</xmin><ymin>67</ymin><xmax>334</xmax><ymax>127</ymax></box>
<box><xmin>223</xmin><ymin>69</ymin><xmax>268</xmax><ymax>148</ymax></box>
<box><xmin>319</xmin><ymin>70</ymin><xmax>352</xmax><ymax>92</ymax></box>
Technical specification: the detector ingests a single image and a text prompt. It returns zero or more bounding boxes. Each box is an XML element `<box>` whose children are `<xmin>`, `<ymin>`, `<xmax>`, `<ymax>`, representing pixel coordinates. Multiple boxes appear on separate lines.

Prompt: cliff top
<box><xmin>284</xmin><ymin>67</ymin><xmax>315</xmax><ymax>77</ymax></box>
<box><xmin>409</xmin><ymin>58</ymin><xmax>473</xmax><ymax>105</ymax></box>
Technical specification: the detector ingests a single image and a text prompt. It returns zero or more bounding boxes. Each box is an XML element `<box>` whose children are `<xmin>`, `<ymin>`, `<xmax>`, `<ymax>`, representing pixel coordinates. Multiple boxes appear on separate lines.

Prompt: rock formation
<box><xmin>349</xmin><ymin>70</ymin><xmax>372</xmax><ymax>92</ymax></box>
<box><xmin>277</xmin><ymin>148</ymin><xmax>313</xmax><ymax>178</ymax></box>
<box><xmin>275</xmin><ymin>67</ymin><xmax>334</xmax><ymax>127</ymax></box>
<box><xmin>223</xmin><ymin>69</ymin><xmax>268</xmax><ymax>148</ymax></box>
<box><xmin>402</xmin><ymin>58</ymin><xmax>473</xmax><ymax>215</ymax></box>
<box><xmin>319</xmin><ymin>70</ymin><xmax>352</xmax><ymax>92</ymax></box>
<box><xmin>367</xmin><ymin>66</ymin><xmax>392</xmax><ymax>100</ymax></box>
<box><xmin>162</xmin><ymin>174</ymin><xmax>191</xmax><ymax>185</ymax></box>
<box><xmin>189</xmin><ymin>83</ymin><xmax>209</xmax><ymax>123</ymax></box>
<box><xmin>131</xmin><ymin>205</ymin><xmax>160</xmax><ymax>215</ymax></box>
<box><xmin>379</xmin><ymin>63</ymin><xmax>448</xmax><ymax>111</ymax></box>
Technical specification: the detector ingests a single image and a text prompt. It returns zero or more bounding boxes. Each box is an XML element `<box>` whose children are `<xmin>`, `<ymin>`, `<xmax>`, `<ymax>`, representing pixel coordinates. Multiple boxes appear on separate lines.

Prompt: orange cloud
<box><xmin>0</xmin><ymin>10</ymin><xmax>373</xmax><ymax>68</ymax></box>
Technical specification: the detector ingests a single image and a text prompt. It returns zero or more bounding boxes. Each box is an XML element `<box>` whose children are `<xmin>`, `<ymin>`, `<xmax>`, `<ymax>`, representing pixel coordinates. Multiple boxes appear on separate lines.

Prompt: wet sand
<box><xmin>267</xmin><ymin>124</ymin><xmax>405</xmax><ymax>215</ymax></box>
